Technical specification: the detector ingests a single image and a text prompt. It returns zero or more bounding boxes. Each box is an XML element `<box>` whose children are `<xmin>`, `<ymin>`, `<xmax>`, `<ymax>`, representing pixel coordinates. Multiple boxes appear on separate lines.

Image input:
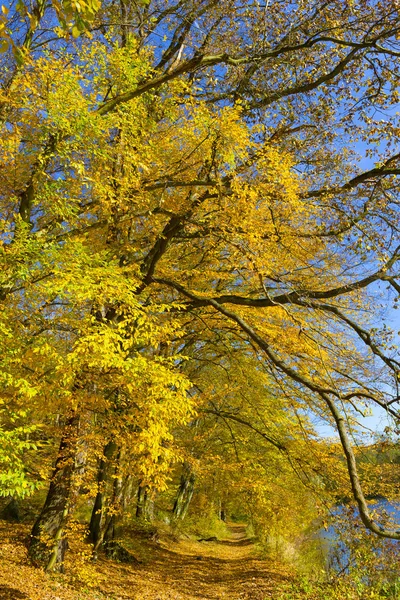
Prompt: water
<box><xmin>319</xmin><ymin>500</ymin><xmax>400</xmax><ymax>575</ymax></box>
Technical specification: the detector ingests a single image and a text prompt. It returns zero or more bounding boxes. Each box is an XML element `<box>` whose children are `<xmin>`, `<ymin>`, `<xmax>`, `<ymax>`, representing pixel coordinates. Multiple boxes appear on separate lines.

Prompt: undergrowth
<box><xmin>276</xmin><ymin>575</ymin><xmax>400</xmax><ymax>600</ymax></box>
<box><xmin>172</xmin><ymin>512</ymin><xmax>229</xmax><ymax>540</ymax></box>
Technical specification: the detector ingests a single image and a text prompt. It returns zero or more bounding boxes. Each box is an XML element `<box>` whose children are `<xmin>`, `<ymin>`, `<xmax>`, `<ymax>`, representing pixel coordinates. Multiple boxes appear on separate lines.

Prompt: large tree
<box><xmin>1</xmin><ymin>0</ymin><xmax>400</xmax><ymax>569</ymax></box>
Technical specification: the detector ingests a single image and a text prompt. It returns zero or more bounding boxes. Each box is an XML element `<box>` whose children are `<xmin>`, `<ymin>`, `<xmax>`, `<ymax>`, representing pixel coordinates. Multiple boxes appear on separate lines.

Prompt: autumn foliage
<box><xmin>0</xmin><ymin>0</ymin><xmax>399</xmax><ymax>591</ymax></box>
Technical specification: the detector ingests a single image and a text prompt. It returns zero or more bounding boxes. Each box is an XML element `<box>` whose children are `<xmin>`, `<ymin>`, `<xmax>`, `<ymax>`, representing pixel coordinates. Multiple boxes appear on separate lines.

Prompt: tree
<box><xmin>168</xmin><ymin>350</ymin><xmax>346</xmax><ymax>542</ymax></box>
<box><xmin>1</xmin><ymin>0</ymin><xmax>400</xmax><ymax>571</ymax></box>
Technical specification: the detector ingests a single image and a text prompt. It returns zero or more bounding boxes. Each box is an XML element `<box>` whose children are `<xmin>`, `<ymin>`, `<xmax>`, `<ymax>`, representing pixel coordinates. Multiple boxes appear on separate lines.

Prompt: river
<box><xmin>319</xmin><ymin>499</ymin><xmax>400</xmax><ymax>575</ymax></box>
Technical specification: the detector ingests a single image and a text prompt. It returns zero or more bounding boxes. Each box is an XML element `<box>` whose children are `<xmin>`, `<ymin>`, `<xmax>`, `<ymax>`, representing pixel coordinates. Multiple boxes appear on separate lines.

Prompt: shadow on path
<box><xmin>97</xmin><ymin>522</ymin><xmax>292</xmax><ymax>600</ymax></box>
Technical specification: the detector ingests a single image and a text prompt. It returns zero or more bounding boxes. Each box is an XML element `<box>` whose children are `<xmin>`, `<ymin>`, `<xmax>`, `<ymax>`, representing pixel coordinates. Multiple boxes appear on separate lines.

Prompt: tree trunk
<box><xmin>135</xmin><ymin>484</ymin><xmax>155</xmax><ymax>520</ymax></box>
<box><xmin>0</xmin><ymin>496</ymin><xmax>22</xmax><ymax>522</ymax></box>
<box><xmin>136</xmin><ymin>483</ymin><xmax>148</xmax><ymax>519</ymax></box>
<box><xmin>122</xmin><ymin>475</ymin><xmax>134</xmax><ymax>510</ymax></box>
<box><xmin>88</xmin><ymin>440</ymin><xmax>117</xmax><ymax>547</ymax></box>
<box><xmin>29</xmin><ymin>411</ymin><xmax>80</xmax><ymax>572</ymax></box>
<box><xmin>172</xmin><ymin>463</ymin><xmax>195</xmax><ymax>520</ymax></box>
<box><xmin>220</xmin><ymin>504</ymin><xmax>226</xmax><ymax>522</ymax></box>
<box><xmin>144</xmin><ymin>493</ymin><xmax>154</xmax><ymax>521</ymax></box>
<box><xmin>104</xmin><ymin>450</ymin><xmax>123</xmax><ymax>555</ymax></box>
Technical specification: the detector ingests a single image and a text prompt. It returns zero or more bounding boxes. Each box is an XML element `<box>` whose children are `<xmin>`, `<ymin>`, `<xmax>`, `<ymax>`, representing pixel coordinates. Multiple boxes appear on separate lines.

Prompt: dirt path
<box><xmin>96</xmin><ymin>524</ymin><xmax>292</xmax><ymax>600</ymax></box>
<box><xmin>0</xmin><ymin>522</ymin><xmax>293</xmax><ymax>600</ymax></box>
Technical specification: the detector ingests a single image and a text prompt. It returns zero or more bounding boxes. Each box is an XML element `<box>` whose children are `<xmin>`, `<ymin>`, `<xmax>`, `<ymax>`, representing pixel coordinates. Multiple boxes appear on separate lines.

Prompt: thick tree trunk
<box><xmin>103</xmin><ymin>450</ymin><xmax>123</xmax><ymax>555</ymax></box>
<box><xmin>144</xmin><ymin>494</ymin><xmax>154</xmax><ymax>521</ymax></box>
<box><xmin>135</xmin><ymin>484</ymin><xmax>147</xmax><ymax>519</ymax></box>
<box><xmin>122</xmin><ymin>475</ymin><xmax>134</xmax><ymax>510</ymax></box>
<box><xmin>29</xmin><ymin>411</ymin><xmax>80</xmax><ymax>572</ymax></box>
<box><xmin>88</xmin><ymin>440</ymin><xmax>117</xmax><ymax>547</ymax></box>
<box><xmin>172</xmin><ymin>463</ymin><xmax>195</xmax><ymax>520</ymax></box>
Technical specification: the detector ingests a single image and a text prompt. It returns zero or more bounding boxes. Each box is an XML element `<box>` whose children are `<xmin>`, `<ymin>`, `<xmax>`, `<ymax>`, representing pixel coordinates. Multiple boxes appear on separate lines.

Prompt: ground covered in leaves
<box><xmin>0</xmin><ymin>522</ymin><xmax>295</xmax><ymax>599</ymax></box>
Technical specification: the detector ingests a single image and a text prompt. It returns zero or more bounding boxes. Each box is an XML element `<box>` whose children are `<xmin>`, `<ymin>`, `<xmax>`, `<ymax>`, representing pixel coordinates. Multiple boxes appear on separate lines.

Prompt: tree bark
<box><xmin>29</xmin><ymin>411</ymin><xmax>80</xmax><ymax>572</ymax></box>
<box><xmin>136</xmin><ymin>483</ymin><xmax>148</xmax><ymax>519</ymax></box>
<box><xmin>172</xmin><ymin>463</ymin><xmax>195</xmax><ymax>520</ymax></box>
<box><xmin>220</xmin><ymin>501</ymin><xmax>226</xmax><ymax>522</ymax></box>
<box><xmin>103</xmin><ymin>450</ymin><xmax>123</xmax><ymax>555</ymax></box>
<box><xmin>122</xmin><ymin>475</ymin><xmax>134</xmax><ymax>510</ymax></box>
<box><xmin>88</xmin><ymin>440</ymin><xmax>118</xmax><ymax>547</ymax></box>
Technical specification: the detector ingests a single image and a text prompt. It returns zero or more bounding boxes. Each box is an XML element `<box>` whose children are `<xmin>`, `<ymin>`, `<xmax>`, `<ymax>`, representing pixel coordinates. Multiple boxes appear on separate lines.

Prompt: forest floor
<box><xmin>0</xmin><ymin>521</ymin><xmax>295</xmax><ymax>600</ymax></box>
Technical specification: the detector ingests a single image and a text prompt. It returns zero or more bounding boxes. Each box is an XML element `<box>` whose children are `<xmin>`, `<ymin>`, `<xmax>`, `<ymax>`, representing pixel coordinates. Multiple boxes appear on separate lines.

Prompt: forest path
<box><xmin>96</xmin><ymin>523</ymin><xmax>292</xmax><ymax>600</ymax></box>
<box><xmin>0</xmin><ymin>522</ymin><xmax>293</xmax><ymax>600</ymax></box>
